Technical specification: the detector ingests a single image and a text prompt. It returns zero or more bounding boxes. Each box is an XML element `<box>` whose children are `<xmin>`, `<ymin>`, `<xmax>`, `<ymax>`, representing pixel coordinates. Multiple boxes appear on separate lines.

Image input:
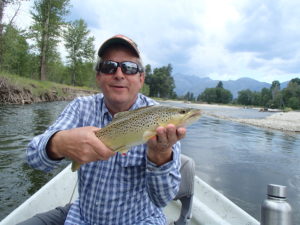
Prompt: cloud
<box><xmin>225</xmin><ymin>0</ymin><xmax>300</xmax><ymax>81</ymax></box>
<box><xmin>229</xmin><ymin>0</ymin><xmax>300</xmax><ymax>59</ymax></box>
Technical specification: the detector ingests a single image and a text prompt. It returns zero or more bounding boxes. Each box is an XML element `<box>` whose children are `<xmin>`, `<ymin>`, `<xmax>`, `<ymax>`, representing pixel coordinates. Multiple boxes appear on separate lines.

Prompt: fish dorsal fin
<box><xmin>113</xmin><ymin>105</ymin><xmax>156</xmax><ymax>121</ymax></box>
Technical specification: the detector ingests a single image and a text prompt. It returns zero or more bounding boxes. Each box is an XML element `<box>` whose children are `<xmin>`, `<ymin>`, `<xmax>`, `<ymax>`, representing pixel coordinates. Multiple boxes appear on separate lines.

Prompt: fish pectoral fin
<box><xmin>71</xmin><ymin>161</ymin><xmax>81</xmax><ymax>172</ymax></box>
<box><xmin>143</xmin><ymin>130</ymin><xmax>156</xmax><ymax>141</ymax></box>
<box><xmin>115</xmin><ymin>146</ymin><xmax>129</xmax><ymax>154</ymax></box>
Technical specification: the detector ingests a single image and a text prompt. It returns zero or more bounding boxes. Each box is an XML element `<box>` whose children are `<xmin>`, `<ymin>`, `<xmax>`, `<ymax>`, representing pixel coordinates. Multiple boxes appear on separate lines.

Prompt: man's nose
<box><xmin>113</xmin><ymin>66</ymin><xmax>125</xmax><ymax>79</ymax></box>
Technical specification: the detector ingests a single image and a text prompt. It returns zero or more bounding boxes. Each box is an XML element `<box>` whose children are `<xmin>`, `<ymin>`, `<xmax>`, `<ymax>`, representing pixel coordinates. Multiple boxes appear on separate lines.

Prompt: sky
<box><xmin>4</xmin><ymin>0</ymin><xmax>300</xmax><ymax>84</ymax></box>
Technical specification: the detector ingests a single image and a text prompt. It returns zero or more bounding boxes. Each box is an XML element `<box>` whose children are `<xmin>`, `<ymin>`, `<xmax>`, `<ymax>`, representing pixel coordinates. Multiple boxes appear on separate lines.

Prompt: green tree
<box><xmin>287</xmin><ymin>97</ymin><xmax>300</xmax><ymax>110</ymax></box>
<box><xmin>145</xmin><ymin>64</ymin><xmax>176</xmax><ymax>99</ymax></box>
<box><xmin>199</xmin><ymin>86</ymin><xmax>232</xmax><ymax>104</ymax></box>
<box><xmin>281</xmin><ymin>78</ymin><xmax>300</xmax><ymax>109</ymax></box>
<box><xmin>199</xmin><ymin>88</ymin><xmax>217</xmax><ymax>103</ymax></box>
<box><xmin>216</xmin><ymin>81</ymin><xmax>223</xmax><ymax>88</ymax></box>
<box><xmin>64</xmin><ymin>19</ymin><xmax>95</xmax><ymax>86</ymax></box>
<box><xmin>218</xmin><ymin>88</ymin><xmax>233</xmax><ymax>103</ymax></box>
<box><xmin>237</xmin><ymin>89</ymin><xmax>253</xmax><ymax>105</ymax></box>
<box><xmin>47</xmin><ymin>56</ymin><xmax>68</xmax><ymax>83</ymax></box>
<box><xmin>260</xmin><ymin>88</ymin><xmax>272</xmax><ymax>107</ymax></box>
<box><xmin>0</xmin><ymin>0</ymin><xmax>26</xmax><ymax>66</ymax></box>
<box><xmin>0</xmin><ymin>24</ymin><xmax>34</xmax><ymax>76</ymax></box>
<box><xmin>269</xmin><ymin>80</ymin><xmax>283</xmax><ymax>108</ymax></box>
<box><xmin>289</xmin><ymin>78</ymin><xmax>300</xmax><ymax>86</ymax></box>
<box><xmin>30</xmin><ymin>0</ymin><xmax>70</xmax><ymax>80</ymax></box>
<box><xmin>184</xmin><ymin>91</ymin><xmax>195</xmax><ymax>101</ymax></box>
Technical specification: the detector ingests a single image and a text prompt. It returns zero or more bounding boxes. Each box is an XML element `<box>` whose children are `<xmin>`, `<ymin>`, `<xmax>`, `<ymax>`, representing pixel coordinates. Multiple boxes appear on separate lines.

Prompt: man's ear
<box><xmin>140</xmin><ymin>72</ymin><xmax>145</xmax><ymax>84</ymax></box>
<box><xmin>96</xmin><ymin>72</ymin><xmax>102</xmax><ymax>88</ymax></box>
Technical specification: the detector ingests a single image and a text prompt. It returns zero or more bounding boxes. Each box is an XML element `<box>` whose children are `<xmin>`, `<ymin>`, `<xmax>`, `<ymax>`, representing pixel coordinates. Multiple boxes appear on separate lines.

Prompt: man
<box><xmin>25</xmin><ymin>34</ymin><xmax>186</xmax><ymax>225</ymax></box>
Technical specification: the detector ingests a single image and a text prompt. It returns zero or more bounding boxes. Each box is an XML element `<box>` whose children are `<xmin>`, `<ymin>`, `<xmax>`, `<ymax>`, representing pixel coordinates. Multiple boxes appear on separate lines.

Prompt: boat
<box><xmin>1</xmin><ymin>156</ymin><xmax>259</xmax><ymax>225</ymax></box>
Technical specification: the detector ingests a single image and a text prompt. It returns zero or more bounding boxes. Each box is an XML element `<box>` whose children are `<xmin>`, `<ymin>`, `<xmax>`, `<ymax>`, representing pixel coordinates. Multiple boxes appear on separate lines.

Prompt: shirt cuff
<box><xmin>146</xmin><ymin>151</ymin><xmax>177</xmax><ymax>176</ymax></box>
<box><xmin>38</xmin><ymin>130</ymin><xmax>63</xmax><ymax>168</ymax></box>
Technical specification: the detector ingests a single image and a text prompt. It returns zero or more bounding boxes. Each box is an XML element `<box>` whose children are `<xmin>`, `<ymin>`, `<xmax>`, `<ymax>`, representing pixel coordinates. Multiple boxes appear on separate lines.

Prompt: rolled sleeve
<box><xmin>26</xmin><ymin>98</ymin><xmax>82</xmax><ymax>172</ymax></box>
<box><xmin>27</xmin><ymin>130</ymin><xmax>62</xmax><ymax>172</ymax></box>
<box><xmin>145</xmin><ymin>142</ymin><xmax>181</xmax><ymax>207</ymax></box>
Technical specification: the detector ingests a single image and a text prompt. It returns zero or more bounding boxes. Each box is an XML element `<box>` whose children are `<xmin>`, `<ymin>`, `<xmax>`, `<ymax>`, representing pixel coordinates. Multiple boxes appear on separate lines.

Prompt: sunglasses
<box><xmin>98</xmin><ymin>60</ymin><xmax>144</xmax><ymax>75</ymax></box>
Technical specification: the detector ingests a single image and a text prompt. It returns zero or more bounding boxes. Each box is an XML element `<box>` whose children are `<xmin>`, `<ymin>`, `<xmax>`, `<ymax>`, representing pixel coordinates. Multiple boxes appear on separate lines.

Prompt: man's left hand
<box><xmin>147</xmin><ymin>124</ymin><xmax>186</xmax><ymax>166</ymax></box>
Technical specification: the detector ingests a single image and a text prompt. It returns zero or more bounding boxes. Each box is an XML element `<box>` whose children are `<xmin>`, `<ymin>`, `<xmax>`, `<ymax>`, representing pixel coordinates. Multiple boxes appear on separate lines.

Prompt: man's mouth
<box><xmin>110</xmin><ymin>85</ymin><xmax>127</xmax><ymax>89</ymax></box>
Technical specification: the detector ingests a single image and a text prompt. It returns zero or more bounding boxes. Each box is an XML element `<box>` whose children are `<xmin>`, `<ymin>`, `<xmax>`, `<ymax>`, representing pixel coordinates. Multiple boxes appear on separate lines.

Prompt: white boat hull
<box><xmin>1</xmin><ymin>164</ymin><xmax>259</xmax><ymax>225</ymax></box>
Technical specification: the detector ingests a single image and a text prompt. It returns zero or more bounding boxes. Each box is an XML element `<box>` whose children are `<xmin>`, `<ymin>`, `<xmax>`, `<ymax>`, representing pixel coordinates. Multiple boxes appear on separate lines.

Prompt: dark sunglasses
<box><xmin>98</xmin><ymin>60</ymin><xmax>144</xmax><ymax>75</ymax></box>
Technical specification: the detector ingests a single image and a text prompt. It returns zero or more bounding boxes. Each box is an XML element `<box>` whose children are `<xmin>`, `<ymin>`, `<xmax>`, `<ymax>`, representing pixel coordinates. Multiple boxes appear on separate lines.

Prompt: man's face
<box><xmin>96</xmin><ymin>47</ymin><xmax>144</xmax><ymax>112</ymax></box>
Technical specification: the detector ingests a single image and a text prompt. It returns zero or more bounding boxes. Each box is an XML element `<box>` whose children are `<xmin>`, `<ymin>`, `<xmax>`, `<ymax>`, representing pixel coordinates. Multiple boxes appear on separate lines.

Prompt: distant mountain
<box><xmin>173</xmin><ymin>74</ymin><xmax>289</xmax><ymax>98</ymax></box>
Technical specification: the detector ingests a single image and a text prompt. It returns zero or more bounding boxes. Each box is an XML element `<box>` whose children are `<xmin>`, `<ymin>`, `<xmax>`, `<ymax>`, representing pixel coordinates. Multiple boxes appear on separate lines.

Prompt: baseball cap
<box><xmin>97</xmin><ymin>34</ymin><xmax>141</xmax><ymax>58</ymax></box>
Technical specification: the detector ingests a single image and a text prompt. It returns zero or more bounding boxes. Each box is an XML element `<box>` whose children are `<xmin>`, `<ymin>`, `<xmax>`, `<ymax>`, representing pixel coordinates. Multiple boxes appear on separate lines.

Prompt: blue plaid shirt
<box><xmin>27</xmin><ymin>93</ymin><xmax>181</xmax><ymax>225</ymax></box>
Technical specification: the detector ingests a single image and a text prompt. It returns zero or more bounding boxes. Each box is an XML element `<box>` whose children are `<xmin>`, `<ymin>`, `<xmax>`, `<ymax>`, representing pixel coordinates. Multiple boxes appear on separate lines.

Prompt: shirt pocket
<box><xmin>117</xmin><ymin>145</ymin><xmax>147</xmax><ymax>190</ymax></box>
<box><xmin>117</xmin><ymin>145</ymin><xmax>146</xmax><ymax>168</ymax></box>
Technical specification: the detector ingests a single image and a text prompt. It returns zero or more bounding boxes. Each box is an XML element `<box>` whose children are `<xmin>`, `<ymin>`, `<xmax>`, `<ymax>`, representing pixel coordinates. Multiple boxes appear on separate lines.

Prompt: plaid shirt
<box><xmin>27</xmin><ymin>93</ymin><xmax>181</xmax><ymax>225</ymax></box>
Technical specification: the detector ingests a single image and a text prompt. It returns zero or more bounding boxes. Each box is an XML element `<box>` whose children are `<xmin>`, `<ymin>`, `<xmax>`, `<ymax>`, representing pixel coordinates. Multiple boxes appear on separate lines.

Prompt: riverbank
<box><xmin>192</xmin><ymin>102</ymin><xmax>300</xmax><ymax>132</ymax></box>
<box><xmin>231</xmin><ymin>111</ymin><xmax>300</xmax><ymax>132</ymax></box>
<box><xmin>0</xmin><ymin>73</ymin><xmax>98</xmax><ymax>104</ymax></box>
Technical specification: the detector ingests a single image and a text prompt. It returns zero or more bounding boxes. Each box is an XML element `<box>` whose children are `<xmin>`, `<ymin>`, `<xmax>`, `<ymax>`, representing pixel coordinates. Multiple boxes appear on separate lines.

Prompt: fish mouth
<box><xmin>183</xmin><ymin>109</ymin><xmax>201</xmax><ymax>125</ymax></box>
<box><xmin>189</xmin><ymin>109</ymin><xmax>201</xmax><ymax>119</ymax></box>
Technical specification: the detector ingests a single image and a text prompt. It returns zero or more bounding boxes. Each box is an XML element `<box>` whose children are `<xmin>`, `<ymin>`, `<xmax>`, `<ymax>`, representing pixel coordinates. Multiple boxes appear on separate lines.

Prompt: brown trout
<box><xmin>71</xmin><ymin>105</ymin><xmax>201</xmax><ymax>171</ymax></box>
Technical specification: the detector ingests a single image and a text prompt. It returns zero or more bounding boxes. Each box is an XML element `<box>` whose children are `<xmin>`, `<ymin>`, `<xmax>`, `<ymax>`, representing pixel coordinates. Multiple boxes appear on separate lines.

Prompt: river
<box><xmin>0</xmin><ymin>101</ymin><xmax>300</xmax><ymax>224</ymax></box>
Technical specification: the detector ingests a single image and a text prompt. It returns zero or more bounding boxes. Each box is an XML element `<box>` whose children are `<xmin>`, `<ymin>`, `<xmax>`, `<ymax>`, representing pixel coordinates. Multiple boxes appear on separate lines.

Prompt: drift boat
<box><xmin>1</xmin><ymin>155</ymin><xmax>259</xmax><ymax>225</ymax></box>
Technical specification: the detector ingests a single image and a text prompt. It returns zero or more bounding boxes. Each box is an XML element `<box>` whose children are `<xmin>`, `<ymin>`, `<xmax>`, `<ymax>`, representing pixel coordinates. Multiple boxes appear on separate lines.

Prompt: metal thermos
<box><xmin>261</xmin><ymin>184</ymin><xmax>292</xmax><ymax>225</ymax></box>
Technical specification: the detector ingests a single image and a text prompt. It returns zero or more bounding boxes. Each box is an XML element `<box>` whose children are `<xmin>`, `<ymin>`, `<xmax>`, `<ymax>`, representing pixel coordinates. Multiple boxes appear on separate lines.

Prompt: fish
<box><xmin>71</xmin><ymin>105</ymin><xmax>201</xmax><ymax>171</ymax></box>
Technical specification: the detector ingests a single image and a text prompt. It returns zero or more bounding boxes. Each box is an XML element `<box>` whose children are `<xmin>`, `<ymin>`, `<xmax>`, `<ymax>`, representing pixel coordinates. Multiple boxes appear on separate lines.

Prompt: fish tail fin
<box><xmin>71</xmin><ymin>161</ymin><xmax>81</xmax><ymax>172</ymax></box>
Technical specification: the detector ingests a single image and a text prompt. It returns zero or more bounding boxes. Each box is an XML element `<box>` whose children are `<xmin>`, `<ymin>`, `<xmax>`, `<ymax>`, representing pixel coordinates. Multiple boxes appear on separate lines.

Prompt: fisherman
<box><xmin>20</xmin><ymin>34</ymin><xmax>186</xmax><ymax>225</ymax></box>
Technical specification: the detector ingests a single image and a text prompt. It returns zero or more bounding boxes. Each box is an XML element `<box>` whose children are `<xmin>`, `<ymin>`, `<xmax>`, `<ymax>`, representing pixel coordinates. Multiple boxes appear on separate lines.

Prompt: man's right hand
<box><xmin>46</xmin><ymin>126</ymin><xmax>115</xmax><ymax>164</ymax></box>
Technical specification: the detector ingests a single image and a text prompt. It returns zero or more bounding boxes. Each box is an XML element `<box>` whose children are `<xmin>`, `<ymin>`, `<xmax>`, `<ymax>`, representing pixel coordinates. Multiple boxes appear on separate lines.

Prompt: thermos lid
<box><xmin>267</xmin><ymin>184</ymin><xmax>287</xmax><ymax>198</ymax></box>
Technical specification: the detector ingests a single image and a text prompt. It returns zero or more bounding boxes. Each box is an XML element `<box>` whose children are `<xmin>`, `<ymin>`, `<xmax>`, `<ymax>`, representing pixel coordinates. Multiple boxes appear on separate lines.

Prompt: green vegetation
<box><xmin>177</xmin><ymin>79</ymin><xmax>300</xmax><ymax>110</ymax></box>
<box><xmin>0</xmin><ymin>72</ymin><xmax>97</xmax><ymax>99</ymax></box>
<box><xmin>0</xmin><ymin>0</ymin><xmax>96</xmax><ymax>88</ymax></box>
<box><xmin>30</xmin><ymin>0</ymin><xmax>70</xmax><ymax>81</ymax></box>
<box><xmin>197</xmin><ymin>81</ymin><xmax>233</xmax><ymax>104</ymax></box>
<box><xmin>236</xmin><ymin>79</ymin><xmax>300</xmax><ymax>110</ymax></box>
<box><xmin>0</xmin><ymin>1</ymin><xmax>159</xmax><ymax>99</ymax></box>
<box><xmin>64</xmin><ymin>19</ymin><xmax>95</xmax><ymax>86</ymax></box>
<box><xmin>144</xmin><ymin>64</ymin><xmax>177</xmax><ymax>99</ymax></box>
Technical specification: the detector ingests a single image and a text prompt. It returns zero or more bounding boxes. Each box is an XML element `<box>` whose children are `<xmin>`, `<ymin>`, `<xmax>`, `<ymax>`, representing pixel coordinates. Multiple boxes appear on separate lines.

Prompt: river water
<box><xmin>1</xmin><ymin>101</ymin><xmax>300</xmax><ymax>224</ymax></box>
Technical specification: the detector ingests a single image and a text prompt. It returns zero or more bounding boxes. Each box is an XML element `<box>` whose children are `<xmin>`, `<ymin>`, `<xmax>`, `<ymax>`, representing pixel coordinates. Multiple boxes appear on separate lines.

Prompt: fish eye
<box><xmin>179</xmin><ymin>109</ymin><xmax>187</xmax><ymax>114</ymax></box>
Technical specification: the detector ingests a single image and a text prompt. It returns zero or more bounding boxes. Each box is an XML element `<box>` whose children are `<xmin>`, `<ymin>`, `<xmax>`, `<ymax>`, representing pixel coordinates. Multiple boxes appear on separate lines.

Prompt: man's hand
<box><xmin>46</xmin><ymin>126</ymin><xmax>115</xmax><ymax>164</ymax></box>
<box><xmin>147</xmin><ymin>124</ymin><xmax>186</xmax><ymax>166</ymax></box>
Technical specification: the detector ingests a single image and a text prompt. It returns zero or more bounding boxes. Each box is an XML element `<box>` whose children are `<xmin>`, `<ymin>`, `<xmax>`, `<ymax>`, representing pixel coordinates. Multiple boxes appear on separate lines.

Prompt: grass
<box><xmin>0</xmin><ymin>72</ymin><xmax>98</xmax><ymax>98</ymax></box>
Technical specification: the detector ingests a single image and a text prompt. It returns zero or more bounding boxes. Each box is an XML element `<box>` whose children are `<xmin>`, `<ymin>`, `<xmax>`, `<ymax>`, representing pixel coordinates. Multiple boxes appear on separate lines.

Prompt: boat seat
<box><xmin>173</xmin><ymin>154</ymin><xmax>195</xmax><ymax>225</ymax></box>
